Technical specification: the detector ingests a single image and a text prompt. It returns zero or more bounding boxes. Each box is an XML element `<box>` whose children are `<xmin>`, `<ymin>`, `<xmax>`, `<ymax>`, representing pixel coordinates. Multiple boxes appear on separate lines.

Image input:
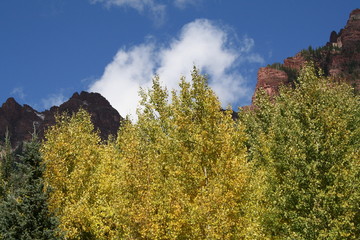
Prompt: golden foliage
<box><xmin>115</xmin><ymin>69</ymin><xmax>252</xmax><ymax>239</ymax></box>
<box><xmin>41</xmin><ymin>110</ymin><xmax>102</xmax><ymax>239</ymax></box>
<box><xmin>41</xmin><ymin>69</ymin><xmax>252</xmax><ymax>239</ymax></box>
<box><xmin>40</xmin><ymin>65</ymin><xmax>360</xmax><ymax>239</ymax></box>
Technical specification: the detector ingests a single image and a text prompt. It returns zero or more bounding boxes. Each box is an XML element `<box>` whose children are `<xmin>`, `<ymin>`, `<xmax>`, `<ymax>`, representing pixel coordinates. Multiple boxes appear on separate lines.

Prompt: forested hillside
<box><xmin>1</xmin><ymin>64</ymin><xmax>359</xmax><ymax>239</ymax></box>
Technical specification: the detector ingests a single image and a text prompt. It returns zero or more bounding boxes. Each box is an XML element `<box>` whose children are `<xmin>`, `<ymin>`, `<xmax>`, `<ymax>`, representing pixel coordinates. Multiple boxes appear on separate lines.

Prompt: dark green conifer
<box><xmin>0</xmin><ymin>133</ymin><xmax>61</xmax><ymax>239</ymax></box>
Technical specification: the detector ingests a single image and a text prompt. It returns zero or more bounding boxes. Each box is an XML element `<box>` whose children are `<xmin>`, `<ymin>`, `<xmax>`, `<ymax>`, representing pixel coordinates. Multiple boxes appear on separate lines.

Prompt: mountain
<box><xmin>1</xmin><ymin>9</ymin><xmax>359</xmax><ymax>147</ymax></box>
<box><xmin>0</xmin><ymin>91</ymin><xmax>122</xmax><ymax>147</ymax></box>
<box><xmin>252</xmin><ymin>8</ymin><xmax>360</xmax><ymax>102</ymax></box>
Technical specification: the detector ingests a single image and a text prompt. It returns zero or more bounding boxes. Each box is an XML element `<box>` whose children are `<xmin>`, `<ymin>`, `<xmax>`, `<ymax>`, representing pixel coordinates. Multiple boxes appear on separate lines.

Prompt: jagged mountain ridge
<box><xmin>253</xmin><ymin>8</ymin><xmax>360</xmax><ymax>102</ymax></box>
<box><xmin>0</xmin><ymin>91</ymin><xmax>122</xmax><ymax>147</ymax></box>
<box><xmin>1</xmin><ymin>9</ymin><xmax>359</xmax><ymax>147</ymax></box>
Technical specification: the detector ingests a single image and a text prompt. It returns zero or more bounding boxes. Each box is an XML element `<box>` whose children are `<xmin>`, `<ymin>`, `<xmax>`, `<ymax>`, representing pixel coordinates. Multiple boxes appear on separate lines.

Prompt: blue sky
<box><xmin>0</xmin><ymin>0</ymin><xmax>358</xmax><ymax>117</ymax></box>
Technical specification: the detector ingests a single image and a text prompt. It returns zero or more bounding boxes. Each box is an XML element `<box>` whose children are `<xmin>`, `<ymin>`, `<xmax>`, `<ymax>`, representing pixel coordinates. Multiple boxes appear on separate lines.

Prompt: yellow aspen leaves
<box><xmin>115</xmin><ymin>68</ymin><xmax>251</xmax><ymax>239</ymax></box>
<box><xmin>40</xmin><ymin>65</ymin><xmax>359</xmax><ymax>239</ymax></box>
<box><xmin>41</xmin><ymin>69</ymin><xmax>252</xmax><ymax>239</ymax></box>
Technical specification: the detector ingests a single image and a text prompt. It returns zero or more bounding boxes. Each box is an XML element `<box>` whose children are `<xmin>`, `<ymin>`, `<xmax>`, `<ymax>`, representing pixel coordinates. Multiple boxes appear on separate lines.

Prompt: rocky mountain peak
<box><xmin>52</xmin><ymin>91</ymin><xmax>122</xmax><ymax>140</ymax></box>
<box><xmin>340</xmin><ymin>9</ymin><xmax>360</xmax><ymax>50</ymax></box>
<box><xmin>0</xmin><ymin>92</ymin><xmax>122</xmax><ymax>147</ymax></box>
<box><xmin>1</xmin><ymin>98</ymin><xmax>22</xmax><ymax>118</ymax></box>
<box><xmin>348</xmin><ymin>8</ymin><xmax>360</xmax><ymax>24</ymax></box>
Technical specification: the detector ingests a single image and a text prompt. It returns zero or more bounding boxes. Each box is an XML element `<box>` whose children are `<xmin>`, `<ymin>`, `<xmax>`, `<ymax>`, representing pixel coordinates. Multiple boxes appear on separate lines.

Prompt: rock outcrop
<box><xmin>0</xmin><ymin>98</ymin><xmax>43</xmax><ymax>147</ymax></box>
<box><xmin>338</xmin><ymin>9</ymin><xmax>360</xmax><ymax>51</ymax></box>
<box><xmin>253</xmin><ymin>67</ymin><xmax>288</xmax><ymax>101</ymax></box>
<box><xmin>0</xmin><ymin>91</ymin><xmax>122</xmax><ymax>147</ymax></box>
<box><xmin>252</xmin><ymin>8</ymin><xmax>360</xmax><ymax>103</ymax></box>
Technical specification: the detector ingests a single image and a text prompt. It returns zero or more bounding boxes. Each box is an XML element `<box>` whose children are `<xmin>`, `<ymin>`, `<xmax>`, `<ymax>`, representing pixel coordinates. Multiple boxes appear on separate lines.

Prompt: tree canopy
<box><xmin>37</xmin><ymin>64</ymin><xmax>360</xmax><ymax>239</ymax></box>
<box><xmin>241</xmin><ymin>63</ymin><xmax>360</xmax><ymax>239</ymax></box>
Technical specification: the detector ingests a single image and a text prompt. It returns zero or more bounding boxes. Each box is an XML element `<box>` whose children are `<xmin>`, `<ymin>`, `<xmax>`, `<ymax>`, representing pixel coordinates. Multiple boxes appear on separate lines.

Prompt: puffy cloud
<box><xmin>89</xmin><ymin>43</ymin><xmax>155</xmax><ymax>117</ymax></box>
<box><xmin>89</xmin><ymin>19</ymin><xmax>263</xmax><ymax>118</ymax></box>
<box><xmin>157</xmin><ymin>19</ymin><xmax>236</xmax><ymax>88</ymax></box>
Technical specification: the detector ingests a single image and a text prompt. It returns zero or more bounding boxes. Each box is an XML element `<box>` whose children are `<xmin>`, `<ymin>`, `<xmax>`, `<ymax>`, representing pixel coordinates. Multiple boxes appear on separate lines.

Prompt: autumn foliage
<box><xmin>21</xmin><ymin>65</ymin><xmax>359</xmax><ymax>239</ymax></box>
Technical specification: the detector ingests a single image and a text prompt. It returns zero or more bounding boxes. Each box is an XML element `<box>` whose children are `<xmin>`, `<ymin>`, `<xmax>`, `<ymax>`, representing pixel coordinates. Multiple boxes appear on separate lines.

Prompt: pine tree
<box><xmin>0</xmin><ymin>133</ymin><xmax>61</xmax><ymax>239</ymax></box>
<box><xmin>0</xmin><ymin>130</ymin><xmax>13</xmax><ymax>198</ymax></box>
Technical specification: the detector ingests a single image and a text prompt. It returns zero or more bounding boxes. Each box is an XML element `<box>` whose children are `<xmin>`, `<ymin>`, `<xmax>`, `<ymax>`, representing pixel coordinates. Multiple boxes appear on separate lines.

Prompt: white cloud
<box><xmin>91</xmin><ymin>0</ymin><xmax>201</xmax><ymax>10</ymax></box>
<box><xmin>89</xmin><ymin>43</ymin><xmax>155</xmax><ymax>117</ymax></box>
<box><xmin>90</xmin><ymin>0</ymin><xmax>205</xmax><ymax>23</ymax></box>
<box><xmin>42</xmin><ymin>92</ymin><xmax>66</xmax><ymax>109</ymax></box>
<box><xmin>90</xmin><ymin>0</ymin><xmax>166</xmax><ymax>24</ymax></box>
<box><xmin>158</xmin><ymin>20</ymin><xmax>235</xmax><ymax>86</ymax></box>
<box><xmin>240</xmin><ymin>37</ymin><xmax>255</xmax><ymax>53</ymax></box>
<box><xmin>173</xmin><ymin>0</ymin><xmax>202</xmax><ymax>9</ymax></box>
<box><xmin>90</xmin><ymin>0</ymin><xmax>158</xmax><ymax>11</ymax></box>
<box><xmin>89</xmin><ymin>19</ymin><xmax>264</xmax><ymax>118</ymax></box>
<box><xmin>10</xmin><ymin>87</ymin><xmax>26</xmax><ymax>100</ymax></box>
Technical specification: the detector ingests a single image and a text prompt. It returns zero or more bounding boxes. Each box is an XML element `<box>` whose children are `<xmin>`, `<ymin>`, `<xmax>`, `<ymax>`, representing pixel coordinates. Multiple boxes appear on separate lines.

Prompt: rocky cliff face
<box><xmin>253</xmin><ymin>8</ymin><xmax>360</xmax><ymax>102</ymax></box>
<box><xmin>253</xmin><ymin>67</ymin><xmax>289</xmax><ymax>100</ymax></box>
<box><xmin>0</xmin><ymin>91</ymin><xmax>122</xmax><ymax>147</ymax></box>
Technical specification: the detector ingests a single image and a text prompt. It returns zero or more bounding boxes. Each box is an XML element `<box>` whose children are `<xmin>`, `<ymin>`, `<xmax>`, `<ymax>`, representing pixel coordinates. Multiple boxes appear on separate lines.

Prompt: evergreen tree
<box><xmin>0</xmin><ymin>134</ymin><xmax>61</xmax><ymax>240</ymax></box>
<box><xmin>0</xmin><ymin>130</ymin><xmax>13</xmax><ymax>198</ymax></box>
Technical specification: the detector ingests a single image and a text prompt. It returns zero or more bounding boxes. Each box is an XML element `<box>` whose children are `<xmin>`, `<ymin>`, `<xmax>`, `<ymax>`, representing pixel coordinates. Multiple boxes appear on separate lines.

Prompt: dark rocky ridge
<box><xmin>0</xmin><ymin>91</ymin><xmax>122</xmax><ymax>147</ymax></box>
<box><xmin>252</xmin><ymin>8</ymin><xmax>360</xmax><ymax>102</ymax></box>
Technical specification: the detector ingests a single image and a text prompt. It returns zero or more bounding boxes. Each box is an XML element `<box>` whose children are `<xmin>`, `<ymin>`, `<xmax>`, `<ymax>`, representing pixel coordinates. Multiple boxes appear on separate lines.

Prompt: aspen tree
<box><xmin>242</xmin><ymin>63</ymin><xmax>360</xmax><ymax>239</ymax></box>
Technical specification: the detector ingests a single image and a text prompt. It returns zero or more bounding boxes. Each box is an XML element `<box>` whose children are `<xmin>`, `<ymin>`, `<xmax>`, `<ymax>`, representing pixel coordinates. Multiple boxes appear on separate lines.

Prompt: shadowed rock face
<box><xmin>252</xmin><ymin>8</ymin><xmax>360</xmax><ymax>104</ymax></box>
<box><xmin>0</xmin><ymin>91</ymin><xmax>122</xmax><ymax>147</ymax></box>
<box><xmin>0</xmin><ymin>98</ymin><xmax>43</xmax><ymax>147</ymax></box>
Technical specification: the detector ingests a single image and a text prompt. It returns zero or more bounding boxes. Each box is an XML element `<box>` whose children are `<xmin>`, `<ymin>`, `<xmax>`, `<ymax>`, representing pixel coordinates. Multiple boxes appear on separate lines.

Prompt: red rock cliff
<box><xmin>253</xmin><ymin>8</ymin><xmax>360</xmax><ymax>103</ymax></box>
